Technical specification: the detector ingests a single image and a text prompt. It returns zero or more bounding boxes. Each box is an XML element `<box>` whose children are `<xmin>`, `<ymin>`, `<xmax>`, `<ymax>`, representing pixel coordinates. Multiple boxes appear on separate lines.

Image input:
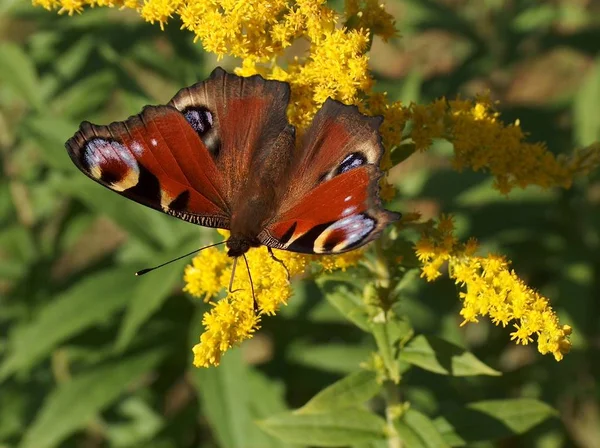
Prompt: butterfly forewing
<box><xmin>168</xmin><ymin>68</ymin><xmax>296</xmax><ymax>208</ymax></box>
<box><xmin>65</xmin><ymin>105</ymin><xmax>230</xmax><ymax>228</ymax></box>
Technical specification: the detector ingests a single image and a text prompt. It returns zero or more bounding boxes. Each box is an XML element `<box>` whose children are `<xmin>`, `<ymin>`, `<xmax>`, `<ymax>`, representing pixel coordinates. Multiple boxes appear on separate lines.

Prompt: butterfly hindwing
<box><xmin>260</xmin><ymin>99</ymin><xmax>400</xmax><ymax>254</ymax></box>
<box><xmin>65</xmin><ymin>105</ymin><xmax>230</xmax><ymax>228</ymax></box>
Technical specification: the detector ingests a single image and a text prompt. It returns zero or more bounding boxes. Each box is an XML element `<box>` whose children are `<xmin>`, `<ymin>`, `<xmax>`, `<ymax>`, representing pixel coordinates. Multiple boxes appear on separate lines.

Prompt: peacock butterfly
<box><xmin>65</xmin><ymin>67</ymin><xmax>400</xmax><ymax>260</ymax></box>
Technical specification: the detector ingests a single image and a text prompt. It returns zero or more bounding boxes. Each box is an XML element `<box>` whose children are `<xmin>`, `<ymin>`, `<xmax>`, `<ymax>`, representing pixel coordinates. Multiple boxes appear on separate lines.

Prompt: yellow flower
<box><xmin>415</xmin><ymin>216</ymin><xmax>572</xmax><ymax>362</ymax></box>
<box><xmin>192</xmin><ymin>299</ymin><xmax>260</xmax><ymax>367</ymax></box>
<box><xmin>183</xmin><ymin>245</ymin><xmax>230</xmax><ymax>302</ymax></box>
<box><xmin>344</xmin><ymin>0</ymin><xmax>398</xmax><ymax>42</ymax></box>
<box><xmin>140</xmin><ymin>0</ymin><xmax>182</xmax><ymax>29</ymax></box>
<box><xmin>186</xmin><ymin>232</ymin><xmax>363</xmax><ymax>367</ymax></box>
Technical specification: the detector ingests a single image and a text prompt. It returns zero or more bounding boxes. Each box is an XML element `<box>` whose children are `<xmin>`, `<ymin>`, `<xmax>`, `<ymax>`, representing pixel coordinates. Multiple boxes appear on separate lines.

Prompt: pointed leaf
<box><xmin>396</xmin><ymin>409</ymin><xmax>449</xmax><ymax>448</ymax></box>
<box><xmin>399</xmin><ymin>335</ymin><xmax>500</xmax><ymax>376</ymax></box>
<box><xmin>300</xmin><ymin>370</ymin><xmax>381</xmax><ymax>413</ymax></box>
<box><xmin>0</xmin><ymin>269</ymin><xmax>135</xmax><ymax>379</ymax></box>
<box><xmin>259</xmin><ymin>408</ymin><xmax>387</xmax><ymax>446</ymax></box>
<box><xmin>433</xmin><ymin>399</ymin><xmax>557</xmax><ymax>446</ymax></box>
<box><xmin>574</xmin><ymin>57</ymin><xmax>600</xmax><ymax>146</ymax></box>
<box><xmin>53</xmin><ymin>175</ymin><xmax>170</xmax><ymax>250</ymax></box>
<box><xmin>246</xmin><ymin>369</ymin><xmax>295</xmax><ymax>448</ymax></box>
<box><xmin>288</xmin><ymin>341</ymin><xmax>371</xmax><ymax>374</ymax></box>
<box><xmin>0</xmin><ymin>43</ymin><xmax>43</xmax><ymax>110</ymax></box>
<box><xmin>319</xmin><ymin>279</ymin><xmax>370</xmax><ymax>332</ymax></box>
<box><xmin>105</xmin><ymin>397</ymin><xmax>164</xmax><ymax>447</ymax></box>
<box><xmin>52</xmin><ymin>71</ymin><xmax>116</xmax><ymax>119</ymax></box>
<box><xmin>190</xmin><ymin>348</ymin><xmax>251</xmax><ymax>448</ymax></box>
<box><xmin>116</xmin><ymin>265</ymin><xmax>182</xmax><ymax>351</ymax></box>
<box><xmin>24</xmin><ymin>116</ymin><xmax>79</xmax><ymax>171</ymax></box>
<box><xmin>20</xmin><ymin>348</ymin><xmax>167</xmax><ymax>448</ymax></box>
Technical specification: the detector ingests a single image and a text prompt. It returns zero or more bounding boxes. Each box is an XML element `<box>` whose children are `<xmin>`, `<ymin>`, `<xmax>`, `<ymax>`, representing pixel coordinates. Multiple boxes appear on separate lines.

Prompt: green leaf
<box><xmin>190</xmin><ymin>348</ymin><xmax>251</xmax><ymax>448</ymax></box>
<box><xmin>433</xmin><ymin>399</ymin><xmax>558</xmax><ymax>446</ymax></box>
<box><xmin>512</xmin><ymin>5</ymin><xmax>557</xmax><ymax>32</ymax></box>
<box><xmin>105</xmin><ymin>397</ymin><xmax>164</xmax><ymax>447</ymax></box>
<box><xmin>259</xmin><ymin>408</ymin><xmax>387</xmax><ymax>446</ymax></box>
<box><xmin>115</xmin><ymin>265</ymin><xmax>182</xmax><ymax>352</ymax></box>
<box><xmin>20</xmin><ymin>348</ymin><xmax>167</xmax><ymax>448</ymax></box>
<box><xmin>52</xmin><ymin>71</ymin><xmax>116</xmax><ymax>119</ymax></box>
<box><xmin>0</xmin><ymin>43</ymin><xmax>43</xmax><ymax>110</ymax></box>
<box><xmin>0</xmin><ymin>387</ymin><xmax>27</xmax><ymax>440</ymax></box>
<box><xmin>53</xmin><ymin>175</ymin><xmax>168</xmax><ymax>250</ymax></box>
<box><xmin>352</xmin><ymin>442</ymin><xmax>387</xmax><ymax>448</ymax></box>
<box><xmin>246</xmin><ymin>369</ymin><xmax>296</xmax><ymax>448</ymax></box>
<box><xmin>391</xmin><ymin>142</ymin><xmax>417</xmax><ymax>168</ymax></box>
<box><xmin>299</xmin><ymin>370</ymin><xmax>381</xmax><ymax>413</ymax></box>
<box><xmin>24</xmin><ymin>115</ymin><xmax>79</xmax><ymax>171</ymax></box>
<box><xmin>574</xmin><ymin>57</ymin><xmax>600</xmax><ymax>146</ymax></box>
<box><xmin>0</xmin><ymin>269</ymin><xmax>135</xmax><ymax>380</ymax></box>
<box><xmin>55</xmin><ymin>36</ymin><xmax>96</xmax><ymax>81</ymax></box>
<box><xmin>319</xmin><ymin>279</ymin><xmax>370</xmax><ymax>332</ymax></box>
<box><xmin>399</xmin><ymin>335</ymin><xmax>500</xmax><ymax>376</ymax></box>
<box><xmin>287</xmin><ymin>341</ymin><xmax>372</xmax><ymax>374</ymax></box>
<box><xmin>396</xmin><ymin>409</ymin><xmax>449</xmax><ymax>448</ymax></box>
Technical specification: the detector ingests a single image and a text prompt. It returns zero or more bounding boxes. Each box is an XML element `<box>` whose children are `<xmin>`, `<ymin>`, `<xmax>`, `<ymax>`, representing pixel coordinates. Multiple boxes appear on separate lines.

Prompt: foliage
<box><xmin>1</xmin><ymin>0</ymin><xmax>599</xmax><ymax>447</ymax></box>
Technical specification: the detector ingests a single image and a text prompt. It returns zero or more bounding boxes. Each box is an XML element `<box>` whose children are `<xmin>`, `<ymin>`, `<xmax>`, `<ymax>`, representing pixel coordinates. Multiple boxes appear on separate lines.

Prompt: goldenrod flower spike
<box><xmin>185</xmin><ymin>232</ymin><xmax>363</xmax><ymax>367</ymax></box>
<box><xmin>415</xmin><ymin>215</ymin><xmax>571</xmax><ymax>362</ymax></box>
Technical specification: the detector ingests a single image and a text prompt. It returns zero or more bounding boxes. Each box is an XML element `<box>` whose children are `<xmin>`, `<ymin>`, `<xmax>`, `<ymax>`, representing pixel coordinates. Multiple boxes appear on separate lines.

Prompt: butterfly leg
<box><xmin>228</xmin><ymin>257</ymin><xmax>243</xmax><ymax>294</ymax></box>
<box><xmin>268</xmin><ymin>247</ymin><xmax>291</xmax><ymax>282</ymax></box>
<box><xmin>242</xmin><ymin>254</ymin><xmax>259</xmax><ymax>314</ymax></box>
<box><xmin>228</xmin><ymin>256</ymin><xmax>259</xmax><ymax>314</ymax></box>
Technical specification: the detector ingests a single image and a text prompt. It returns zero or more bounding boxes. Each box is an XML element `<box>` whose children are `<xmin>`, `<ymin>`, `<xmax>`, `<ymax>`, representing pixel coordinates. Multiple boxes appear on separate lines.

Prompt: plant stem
<box><xmin>384</xmin><ymin>380</ymin><xmax>402</xmax><ymax>448</ymax></box>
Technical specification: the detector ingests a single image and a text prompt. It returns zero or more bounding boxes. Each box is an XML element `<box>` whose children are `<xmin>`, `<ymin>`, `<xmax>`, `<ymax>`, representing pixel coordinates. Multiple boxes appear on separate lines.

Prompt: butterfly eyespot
<box><xmin>183</xmin><ymin>107</ymin><xmax>221</xmax><ymax>156</ymax></box>
<box><xmin>335</xmin><ymin>152</ymin><xmax>367</xmax><ymax>176</ymax></box>
<box><xmin>184</xmin><ymin>107</ymin><xmax>213</xmax><ymax>135</ymax></box>
<box><xmin>314</xmin><ymin>213</ymin><xmax>376</xmax><ymax>253</ymax></box>
<box><xmin>83</xmin><ymin>138</ymin><xmax>140</xmax><ymax>191</ymax></box>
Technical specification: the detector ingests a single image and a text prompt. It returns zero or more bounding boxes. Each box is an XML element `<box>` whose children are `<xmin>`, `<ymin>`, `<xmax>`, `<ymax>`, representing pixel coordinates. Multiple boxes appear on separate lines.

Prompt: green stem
<box><xmin>384</xmin><ymin>380</ymin><xmax>402</xmax><ymax>448</ymax></box>
<box><xmin>373</xmin><ymin>239</ymin><xmax>391</xmax><ymax>289</ymax></box>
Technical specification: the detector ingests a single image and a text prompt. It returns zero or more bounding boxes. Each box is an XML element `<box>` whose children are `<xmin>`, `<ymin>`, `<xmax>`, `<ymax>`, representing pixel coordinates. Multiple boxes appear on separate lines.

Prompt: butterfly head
<box><xmin>226</xmin><ymin>234</ymin><xmax>261</xmax><ymax>257</ymax></box>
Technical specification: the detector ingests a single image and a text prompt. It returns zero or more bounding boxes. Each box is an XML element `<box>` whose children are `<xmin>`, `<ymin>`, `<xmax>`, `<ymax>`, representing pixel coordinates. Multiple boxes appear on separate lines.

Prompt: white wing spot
<box><xmin>131</xmin><ymin>141</ymin><xmax>144</xmax><ymax>156</ymax></box>
<box><xmin>150</xmin><ymin>138</ymin><xmax>158</xmax><ymax>147</ymax></box>
<box><xmin>343</xmin><ymin>206</ymin><xmax>357</xmax><ymax>216</ymax></box>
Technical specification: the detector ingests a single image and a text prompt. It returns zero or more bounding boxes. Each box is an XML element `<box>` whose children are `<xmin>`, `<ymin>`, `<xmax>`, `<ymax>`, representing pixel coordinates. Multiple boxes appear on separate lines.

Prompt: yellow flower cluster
<box><xmin>184</xmin><ymin>232</ymin><xmax>363</xmax><ymax>367</ymax></box>
<box><xmin>344</xmin><ymin>0</ymin><xmax>398</xmax><ymax>42</ymax></box>
<box><xmin>237</xmin><ymin>28</ymin><xmax>373</xmax><ymax>130</ymax></box>
<box><xmin>415</xmin><ymin>215</ymin><xmax>572</xmax><ymax>361</ymax></box>
<box><xmin>371</xmin><ymin>94</ymin><xmax>600</xmax><ymax>195</ymax></box>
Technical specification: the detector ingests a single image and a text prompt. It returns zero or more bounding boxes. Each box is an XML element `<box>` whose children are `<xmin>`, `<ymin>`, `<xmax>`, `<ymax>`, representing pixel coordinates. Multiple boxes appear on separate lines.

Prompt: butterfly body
<box><xmin>66</xmin><ymin>68</ymin><xmax>399</xmax><ymax>257</ymax></box>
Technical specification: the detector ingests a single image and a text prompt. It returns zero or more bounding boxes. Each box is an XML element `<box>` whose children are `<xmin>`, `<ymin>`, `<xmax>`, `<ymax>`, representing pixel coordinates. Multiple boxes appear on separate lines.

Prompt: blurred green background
<box><xmin>1</xmin><ymin>0</ymin><xmax>599</xmax><ymax>447</ymax></box>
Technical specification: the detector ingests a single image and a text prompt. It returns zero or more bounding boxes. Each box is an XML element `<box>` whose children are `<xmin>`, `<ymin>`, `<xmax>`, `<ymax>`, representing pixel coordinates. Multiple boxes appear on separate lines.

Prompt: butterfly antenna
<box><xmin>135</xmin><ymin>241</ymin><xmax>227</xmax><ymax>276</ymax></box>
<box><xmin>268</xmin><ymin>247</ymin><xmax>291</xmax><ymax>282</ymax></box>
<box><xmin>242</xmin><ymin>254</ymin><xmax>258</xmax><ymax>314</ymax></box>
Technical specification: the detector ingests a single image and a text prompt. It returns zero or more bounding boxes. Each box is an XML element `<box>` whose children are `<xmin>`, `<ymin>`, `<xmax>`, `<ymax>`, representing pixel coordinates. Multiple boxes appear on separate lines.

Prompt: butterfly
<box><xmin>65</xmin><ymin>67</ymin><xmax>400</xmax><ymax>264</ymax></box>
